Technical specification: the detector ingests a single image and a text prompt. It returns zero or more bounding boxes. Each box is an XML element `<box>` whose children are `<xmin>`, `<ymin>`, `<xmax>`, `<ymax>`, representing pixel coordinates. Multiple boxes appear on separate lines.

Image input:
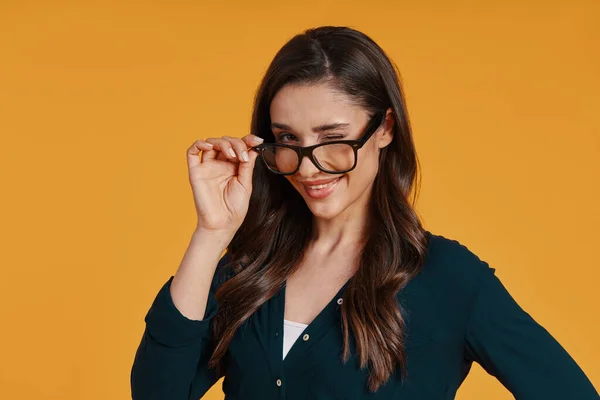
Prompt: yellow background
<box><xmin>0</xmin><ymin>1</ymin><xmax>598</xmax><ymax>399</ymax></box>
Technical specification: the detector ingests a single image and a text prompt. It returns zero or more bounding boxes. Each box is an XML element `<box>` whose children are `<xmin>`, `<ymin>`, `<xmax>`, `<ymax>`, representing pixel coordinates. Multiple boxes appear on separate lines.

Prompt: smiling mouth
<box><xmin>299</xmin><ymin>177</ymin><xmax>343</xmax><ymax>200</ymax></box>
<box><xmin>305</xmin><ymin>179</ymin><xmax>340</xmax><ymax>190</ymax></box>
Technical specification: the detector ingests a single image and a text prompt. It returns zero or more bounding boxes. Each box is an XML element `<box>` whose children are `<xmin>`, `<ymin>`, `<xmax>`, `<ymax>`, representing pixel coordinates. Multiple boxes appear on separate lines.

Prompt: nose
<box><xmin>296</xmin><ymin>154</ymin><xmax>320</xmax><ymax>177</ymax></box>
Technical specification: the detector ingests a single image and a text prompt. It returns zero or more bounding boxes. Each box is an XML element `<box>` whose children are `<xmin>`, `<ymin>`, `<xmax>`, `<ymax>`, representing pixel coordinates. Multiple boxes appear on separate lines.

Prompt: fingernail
<box><xmin>242</xmin><ymin>151</ymin><xmax>249</xmax><ymax>162</ymax></box>
<box><xmin>228</xmin><ymin>148</ymin><xmax>237</xmax><ymax>158</ymax></box>
<box><xmin>205</xmin><ymin>142</ymin><xmax>214</xmax><ymax>147</ymax></box>
<box><xmin>252</xmin><ymin>136</ymin><xmax>264</xmax><ymax>143</ymax></box>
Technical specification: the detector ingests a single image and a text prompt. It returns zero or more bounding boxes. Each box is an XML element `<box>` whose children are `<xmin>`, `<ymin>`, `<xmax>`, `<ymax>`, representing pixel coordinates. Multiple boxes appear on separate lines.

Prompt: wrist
<box><xmin>192</xmin><ymin>226</ymin><xmax>236</xmax><ymax>250</ymax></box>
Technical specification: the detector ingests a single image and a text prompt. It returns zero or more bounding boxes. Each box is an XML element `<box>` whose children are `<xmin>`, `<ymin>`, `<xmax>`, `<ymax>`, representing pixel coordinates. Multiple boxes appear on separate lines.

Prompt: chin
<box><xmin>294</xmin><ymin>176</ymin><xmax>347</xmax><ymax>219</ymax></box>
<box><xmin>304</xmin><ymin>201</ymin><xmax>344</xmax><ymax>220</ymax></box>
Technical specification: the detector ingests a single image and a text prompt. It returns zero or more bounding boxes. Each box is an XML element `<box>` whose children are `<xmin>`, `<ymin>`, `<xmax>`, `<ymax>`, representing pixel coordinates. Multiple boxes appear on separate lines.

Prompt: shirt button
<box><xmin>303</xmin><ymin>333</ymin><xmax>310</xmax><ymax>341</ymax></box>
<box><xmin>337</xmin><ymin>298</ymin><xmax>343</xmax><ymax>305</ymax></box>
<box><xmin>276</xmin><ymin>379</ymin><xmax>282</xmax><ymax>387</ymax></box>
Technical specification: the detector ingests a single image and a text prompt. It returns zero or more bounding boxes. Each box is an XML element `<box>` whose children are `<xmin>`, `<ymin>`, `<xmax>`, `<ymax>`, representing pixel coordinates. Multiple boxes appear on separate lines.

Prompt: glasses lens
<box><xmin>262</xmin><ymin>145</ymin><xmax>300</xmax><ymax>173</ymax></box>
<box><xmin>261</xmin><ymin>143</ymin><xmax>356</xmax><ymax>174</ymax></box>
<box><xmin>313</xmin><ymin>143</ymin><xmax>355</xmax><ymax>172</ymax></box>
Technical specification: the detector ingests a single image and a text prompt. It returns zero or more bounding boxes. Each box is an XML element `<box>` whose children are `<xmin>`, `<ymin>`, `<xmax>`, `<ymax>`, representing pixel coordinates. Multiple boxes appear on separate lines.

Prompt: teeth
<box><xmin>308</xmin><ymin>179</ymin><xmax>339</xmax><ymax>190</ymax></box>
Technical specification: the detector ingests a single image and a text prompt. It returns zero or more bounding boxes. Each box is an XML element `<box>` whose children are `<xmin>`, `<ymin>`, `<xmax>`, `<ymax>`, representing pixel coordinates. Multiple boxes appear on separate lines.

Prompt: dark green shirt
<box><xmin>130</xmin><ymin>232</ymin><xmax>598</xmax><ymax>399</ymax></box>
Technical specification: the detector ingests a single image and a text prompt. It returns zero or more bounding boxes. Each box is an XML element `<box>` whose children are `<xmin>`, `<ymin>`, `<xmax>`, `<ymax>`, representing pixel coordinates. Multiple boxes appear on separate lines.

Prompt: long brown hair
<box><xmin>209</xmin><ymin>26</ymin><xmax>429</xmax><ymax>392</ymax></box>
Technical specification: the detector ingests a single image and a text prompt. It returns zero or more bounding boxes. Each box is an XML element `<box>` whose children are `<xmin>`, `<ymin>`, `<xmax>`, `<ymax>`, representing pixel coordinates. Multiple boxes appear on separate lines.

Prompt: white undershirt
<box><xmin>282</xmin><ymin>319</ymin><xmax>308</xmax><ymax>359</ymax></box>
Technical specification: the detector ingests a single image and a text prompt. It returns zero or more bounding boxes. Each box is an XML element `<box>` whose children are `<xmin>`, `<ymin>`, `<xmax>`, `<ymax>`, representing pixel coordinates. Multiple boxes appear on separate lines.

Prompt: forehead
<box><xmin>269</xmin><ymin>83</ymin><xmax>363</xmax><ymax>129</ymax></box>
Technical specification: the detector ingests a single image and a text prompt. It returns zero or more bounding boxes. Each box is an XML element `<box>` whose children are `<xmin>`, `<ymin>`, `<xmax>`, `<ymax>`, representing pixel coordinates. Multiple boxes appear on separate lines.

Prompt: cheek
<box><xmin>346</xmin><ymin>149</ymin><xmax>380</xmax><ymax>187</ymax></box>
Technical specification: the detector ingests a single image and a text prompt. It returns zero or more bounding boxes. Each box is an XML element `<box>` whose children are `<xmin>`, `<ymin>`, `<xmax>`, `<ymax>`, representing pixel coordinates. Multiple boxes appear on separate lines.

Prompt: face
<box><xmin>269</xmin><ymin>82</ymin><xmax>394</xmax><ymax>221</ymax></box>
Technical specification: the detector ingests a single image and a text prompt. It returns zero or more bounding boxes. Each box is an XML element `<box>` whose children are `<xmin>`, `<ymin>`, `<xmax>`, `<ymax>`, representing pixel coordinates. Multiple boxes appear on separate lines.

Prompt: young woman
<box><xmin>130</xmin><ymin>26</ymin><xmax>598</xmax><ymax>399</ymax></box>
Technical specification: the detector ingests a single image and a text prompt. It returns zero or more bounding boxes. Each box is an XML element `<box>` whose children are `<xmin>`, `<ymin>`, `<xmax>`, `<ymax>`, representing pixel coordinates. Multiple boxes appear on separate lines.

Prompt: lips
<box><xmin>304</xmin><ymin>178</ymin><xmax>340</xmax><ymax>190</ymax></box>
<box><xmin>300</xmin><ymin>178</ymin><xmax>340</xmax><ymax>188</ymax></box>
<box><xmin>299</xmin><ymin>177</ymin><xmax>343</xmax><ymax>200</ymax></box>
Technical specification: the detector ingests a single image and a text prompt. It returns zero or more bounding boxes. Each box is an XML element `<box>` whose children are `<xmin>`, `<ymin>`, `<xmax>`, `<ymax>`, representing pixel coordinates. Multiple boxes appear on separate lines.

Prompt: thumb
<box><xmin>237</xmin><ymin>149</ymin><xmax>259</xmax><ymax>191</ymax></box>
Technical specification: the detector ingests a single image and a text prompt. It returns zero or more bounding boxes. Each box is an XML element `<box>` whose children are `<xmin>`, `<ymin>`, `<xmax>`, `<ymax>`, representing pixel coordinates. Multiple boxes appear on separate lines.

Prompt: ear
<box><xmin>377</xmin><ymin>107</ymin><xmax>395</xmax><ymax>149</ymax></box>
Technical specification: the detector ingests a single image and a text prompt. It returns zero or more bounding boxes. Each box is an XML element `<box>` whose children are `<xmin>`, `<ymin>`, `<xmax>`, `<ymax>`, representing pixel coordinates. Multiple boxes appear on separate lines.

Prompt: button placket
<box><xmin>271</xmin><ymin>287</ymin><xmax>288</xmax><ymax>398</ymax></box>
<box><xmin>281</xmin><ymin>279</ymin><xmax>350</xmax><ymax>372</ymax></box>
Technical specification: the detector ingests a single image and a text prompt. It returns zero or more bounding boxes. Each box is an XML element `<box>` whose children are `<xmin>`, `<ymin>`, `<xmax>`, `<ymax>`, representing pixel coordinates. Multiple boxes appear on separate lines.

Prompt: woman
<box><xmin>130</xmin><ymin>26</ymin><xmax>597</xmax><ymax>399</ymax></box>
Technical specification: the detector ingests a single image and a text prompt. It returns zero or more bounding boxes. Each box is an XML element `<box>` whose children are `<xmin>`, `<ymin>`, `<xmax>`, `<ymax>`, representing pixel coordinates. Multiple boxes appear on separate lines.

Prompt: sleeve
<box><xmin>130</xmin><ymin>252</ymin><xmax>232</xmax><ymax>400</ymax></box>
<box><xmin>464</xmin><ymin>264</ymin><xmax>599</xmax><ymax>399</ymax></box>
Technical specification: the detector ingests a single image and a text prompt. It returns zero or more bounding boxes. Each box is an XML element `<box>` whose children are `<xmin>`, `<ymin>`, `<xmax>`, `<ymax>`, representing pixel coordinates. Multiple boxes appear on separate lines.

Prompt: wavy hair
<box><xmin>208</xmin><ymin>26</ymin><xmax>429</xmax><ymax>392</ymax></box>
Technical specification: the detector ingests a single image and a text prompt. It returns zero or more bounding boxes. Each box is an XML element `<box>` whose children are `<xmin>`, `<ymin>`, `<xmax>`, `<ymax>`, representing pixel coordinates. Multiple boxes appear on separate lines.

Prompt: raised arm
<box><xmin>131</xmin><ymin>134</ymin><xmax>261</xmax><ymax>399</ymax></box>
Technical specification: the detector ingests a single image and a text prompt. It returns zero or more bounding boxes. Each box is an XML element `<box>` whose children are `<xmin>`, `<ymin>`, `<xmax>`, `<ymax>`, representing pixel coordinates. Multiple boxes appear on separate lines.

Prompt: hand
<box><xmin>186</xmin><ymin>134</ymin><xmax>263</xmax><ymax>234</ymax></box>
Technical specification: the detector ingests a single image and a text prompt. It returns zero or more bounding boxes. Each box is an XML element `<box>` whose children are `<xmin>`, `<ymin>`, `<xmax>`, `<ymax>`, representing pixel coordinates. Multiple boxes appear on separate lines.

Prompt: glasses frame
<box><xmin>252</xmin><ymin>111</ymin><xmax>386</xmax><ymax>175</ymax></box>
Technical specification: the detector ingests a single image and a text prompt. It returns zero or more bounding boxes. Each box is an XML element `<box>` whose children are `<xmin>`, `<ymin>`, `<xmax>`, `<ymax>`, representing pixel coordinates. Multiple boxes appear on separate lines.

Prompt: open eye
<box><xmin>277</xmin><ymin>132</ymin><xmax>298</xmax><ymax>143</ymax></box>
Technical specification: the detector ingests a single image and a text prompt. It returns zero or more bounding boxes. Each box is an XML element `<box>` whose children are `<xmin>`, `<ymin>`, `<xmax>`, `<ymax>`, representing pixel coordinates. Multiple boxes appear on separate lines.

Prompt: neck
<box><xmin>310</xmin><ymin>200</ymin><xmax>370</xmax><ymax>254</ymax></box>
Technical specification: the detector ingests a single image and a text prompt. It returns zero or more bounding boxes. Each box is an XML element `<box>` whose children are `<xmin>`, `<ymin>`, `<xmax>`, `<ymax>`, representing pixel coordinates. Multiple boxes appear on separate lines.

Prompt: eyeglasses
<box><xmin>252</xmin><ymin>111</ymin><xmax>385</xmax><ymax>175</ymax></box>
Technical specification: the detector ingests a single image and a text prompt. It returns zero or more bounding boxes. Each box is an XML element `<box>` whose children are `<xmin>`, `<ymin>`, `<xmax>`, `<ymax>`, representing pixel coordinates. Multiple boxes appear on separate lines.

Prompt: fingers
<box><xmin>204</xmin><ymin>135</ymin><xmax>264</xmax><ymax>163</ymax></box>
<box><xmin>189</xmin><ymin>134</ymin><xmax>264</xmax><ymax>169</ymax></box>
<box><xmin>237</xmin><ymin>147</ymin><xmax>259</xmax><ymax>190</ymax></box>
<box><xmin>205</xmin><ymin>137</ymin><xmax>238</xmax><ymax>162</ymax></box>
<box><xmin>187</xmin><ymin>140</ymin><xmax>215</xmax><ymax>169</ymax></box>
<box><xmin>224</xmin><ymin>136</ymin><xmax>250</xmax><ymax>162</ymax></box>
<box><xmin>242</xmin><ymin>134</ymin><xmax>265</xmax><ymax>148</ymax></box>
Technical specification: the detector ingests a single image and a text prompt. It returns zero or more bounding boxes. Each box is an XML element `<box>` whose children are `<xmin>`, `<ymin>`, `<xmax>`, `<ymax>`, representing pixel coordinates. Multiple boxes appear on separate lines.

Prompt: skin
<box><xmin>269</xmin><ymin>82</ymin><xmax>395</xmax><ymax>324</ymax></box>
<box><xmin>192</xmin><ymin>82</ymin><xmax>395</xmax><ymax>325</ymax></box>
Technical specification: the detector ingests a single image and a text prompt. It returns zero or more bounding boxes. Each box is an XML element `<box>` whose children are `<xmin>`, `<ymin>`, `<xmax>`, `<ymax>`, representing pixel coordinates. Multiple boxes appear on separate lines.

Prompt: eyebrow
<box><xmin>270</xmin><ymin>122</ymin><xmax>351</xmax><ymax>133</ymax></box>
